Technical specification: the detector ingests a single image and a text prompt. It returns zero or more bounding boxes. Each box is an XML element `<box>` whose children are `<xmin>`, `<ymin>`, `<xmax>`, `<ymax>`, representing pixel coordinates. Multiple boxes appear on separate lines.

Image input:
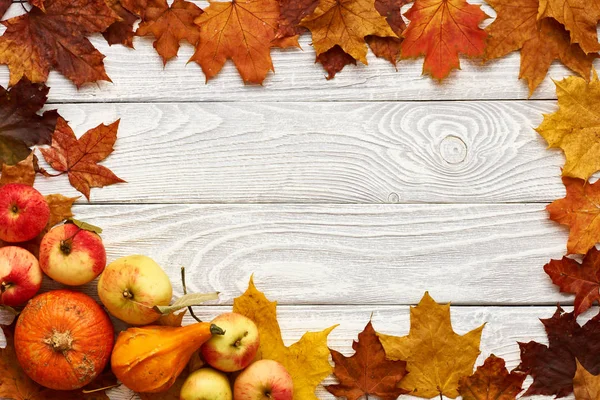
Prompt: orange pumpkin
<box><xmin>14</xmin><ymin>289</ymin><xmax>114</xmax><ymax>390</ymax></box>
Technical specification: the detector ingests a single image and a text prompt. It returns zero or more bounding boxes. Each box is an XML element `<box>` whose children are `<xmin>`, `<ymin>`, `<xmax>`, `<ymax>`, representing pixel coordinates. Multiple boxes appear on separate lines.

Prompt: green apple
<box><xmin>180</xmin><ymin>368</ymin><xmax>232</xmax><ymax>400</ymax></box>
<box><xmin>97</xmin><ymin>255</ymin><xmax>172</xmax><ymax>325</ymax></box>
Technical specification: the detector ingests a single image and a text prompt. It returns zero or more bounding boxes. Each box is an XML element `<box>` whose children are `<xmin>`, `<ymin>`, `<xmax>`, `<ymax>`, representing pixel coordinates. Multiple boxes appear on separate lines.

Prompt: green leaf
<box><xmin>67</xmin><ymin>218</ymin><xmax>103</xmax><ymax>234</ymax></box>
<box><xmin>154</xmin><ymin>292</ymin><xmax>220</xmax><ymax>314</ymax></box>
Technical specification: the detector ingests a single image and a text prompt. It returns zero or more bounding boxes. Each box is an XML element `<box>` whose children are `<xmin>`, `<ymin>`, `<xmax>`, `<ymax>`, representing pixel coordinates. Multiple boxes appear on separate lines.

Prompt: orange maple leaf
<box><xmin>137</xmin><ymin>0</ymin><xmax>203</xmax><ymax>65</ymax></box>
<box><xmin>400</xmin><ymin>0</ymin><xmax>488</xmax><ymax>80</ymax></box>
<box><xmin>547</xmin><ymin>177</ymin><xmax>600</xmax><ymax>255</ymax></box>
<box><xmin>103</xmin><ymin>0</ymin><xmax>147</xmax><ymax>47</ymax></box>
<box><xmin>485</xmin><ymin>0</ymin><xmax>595</xmax><ymax>95</ymax></box>
<box><xmin>191</xmin><ymin>0</ymin><xmax>279</xmax><ymax>84</ymax></box>
<box><xmin>326</xmin><ymin>321</ymin><xmax>408</xmax><ymax>400</ymax></box>
<box><xmin>40</xmin><ymin>117</ymin><xmax>125</xmax><ymax>200</ymax></box>
<box><xmin>366</xmin><ymin>0</ymin><xmax>409</xmax><ymax>66</ymax></box>
<box><xmin>538</xmin><ymin>0</ymin><xmax>600</xmax><ymax>55</ymax></box>
<box><xmin>0</xmin><ymin>0</ymin><xmax>119</xmax><ymax>87</ymax></box>
<box><xmin>300</xmin><ymin>0</ymin><xmax>397</xmax><ymax>64</ymax></box>
<box><xmin>458</xmin><ymin>355</ymin><xmax>526</xmax><ymax>400</ymax></box>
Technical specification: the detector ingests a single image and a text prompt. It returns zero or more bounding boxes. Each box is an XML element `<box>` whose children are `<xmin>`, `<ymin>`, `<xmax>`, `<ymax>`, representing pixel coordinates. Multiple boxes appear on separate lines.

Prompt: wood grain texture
<box><xmin>0</xmin><ymin>1</ymin><xmax>595</xmax><ymax>102</ymax></box>
<box><xmin>0</xmin><ymin>305</ymin><xmax>579</xmax><ymax>399</ymax></box>
<box><xmin>24</xmin><ymin>203</ymin><xmax>570</xmax><ymax>306</ymax></box>
<box><xmin>33</xmin><ymin>101</ymin><xmax>566</xmax><ymax>204</ymax></box>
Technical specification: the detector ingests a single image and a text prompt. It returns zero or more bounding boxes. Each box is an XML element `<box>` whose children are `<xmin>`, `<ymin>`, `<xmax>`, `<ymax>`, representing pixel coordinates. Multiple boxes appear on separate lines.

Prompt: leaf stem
<box><xmin>181</xmin><ymin>266</ymin><xmax>202</xmax><ymax>323</ymax></box>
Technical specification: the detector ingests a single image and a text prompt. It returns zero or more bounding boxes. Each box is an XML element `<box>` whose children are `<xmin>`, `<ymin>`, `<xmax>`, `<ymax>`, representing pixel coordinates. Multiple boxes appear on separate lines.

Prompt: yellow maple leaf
<box><xmin>537</xmin><ymin>74</ymin><xmax>600</xmax><ymax>180</ymax></box>
<box><xmin>233</xmin><ymin>277</ymin><xmax>336</xmax><ymax>400</ymax></box>
<box><xmin>378</xmin><ymin>292</ymin><xmax>484</xmax><ymax>399</ymax></box>
<box><xmin>300</xmin><ymin>0</ymin><xmax>397</xmax><ymax>64</ymax></box>
<box><xmin>574</xmin><ymin>360</ymin><xmax>600</xmax><ymax>400</ymax></box>
<box><xmin>0</xmin><ymin>152</ymin><xmax>36</xmax><ymax>186</ymax></box>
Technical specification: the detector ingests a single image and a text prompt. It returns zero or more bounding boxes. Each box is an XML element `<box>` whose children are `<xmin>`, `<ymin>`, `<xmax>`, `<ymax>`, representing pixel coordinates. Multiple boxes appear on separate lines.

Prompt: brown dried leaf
<box><xmin>0</xmin><ymin>153</ymin><xmax>36</xmax><ymax>186</ymax></box>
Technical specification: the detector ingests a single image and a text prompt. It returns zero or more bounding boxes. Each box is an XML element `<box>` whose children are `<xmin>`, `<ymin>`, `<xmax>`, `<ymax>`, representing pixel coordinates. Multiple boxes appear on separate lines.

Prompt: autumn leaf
<box><xmin>136</xmin><ymin>0</ymin><xmax>202</xmax><ymax>65</ymax></box>
<box><xmin>317</xmin><ymin>46</ymin><xmax>357</xmax><ymax>79</ymax></box>
<box><xmin>156</xmin><ymin>310</ymin><xmax>187</xmax><ymax>327</ymax></box>
<box><xmin>0</xmin><ymin>79</ymin><xmax>59</xmax><ymax>167</ymax></box>
<box><xmin>325</xmin><ymin>320</ymin><xmax>408</xmax><ymax>400</ymax></box>
<box><xmin>40</xmin><ymin>117</ymin><xmax>125</xmax><ymax>200</ymax></box>
<box><xmin>0</xmin><ymin>323</ymin><xmax>113</xmax><ymax>400</ymax></box>
<box><xmin>485</xmin><ymin>0</ymin><xmax>595</xmax><ymax>95</ymax></box>
<box><xmin>276</xmin><ymin>0</ymin><xmax>318</xmax><ymax>40</ymax></box>
<box><xmin>547</xmin><ymin>177</ymin><xmax>600</xmax><ymax>255</ymax></box>
<box><xmin>0</xmin><ymin>0</ymin><xmax>119</xmax><ymax>87</ymax></box>
<box><xmin>45</xmin><ymin>195</ymin><xmax>78</xmax><ymax>228</ymax></box>
<box><xmin>574</xmin><ymin>360</ymin><xmax>600</xmax><ymax>400</ymax></box>
<box><xmin>0</xmin><ymin>153</ymin><xmax>36</xmax><ymax>187</ymax></box>
<box><xmin>233</xmin><ymin>276</ymin><xmax>336</xmax><ymax>400</ymax></box>
<box><xmin>191</xmin><ymin>0</ymin><xmax>279</xmax><ymax>84</ymax></box>
<box><xmin>300</xmin><ymin>0</ymin><xmax>397</xmax><ymax>64</ymax></box>
<box><xmin>538</xmin><ymin>0</ymin><xmax>600</xmax><ymax>54</ymax></box>
<box><xmin>516</xmin><ymin>306</ymin><xmax>600</xmax><ymax>397</ymax></box>
<box><xmin>103</xmin><ymin>0</ymin><xmax>146</xmax><ymax>47</ymax></box>
<box><xmin>537</xmin><ymin>75</ymin><xmax>600</xmax><ymax>180</ymax></box>
<box><xmin>378</xmin><ymin>292</ymin><xmax>484</xmax><ymax>398</ymax></box>
<box><xmin>458</xmin><ymin>355</ymin><xmax>526</xmax><ymax>400</ymax></box>
<box><xmin>365</xmin><ymin>0</ymin><xmax>408</xmax><ymax>65</ymax></box>
<box><xmin>0</xmin><ymin>0</ymin><xmax>10</xmax><ymax>20</ymax></box>
<box><xmin>545</xmin><ymin>248</ymin><xmax>600</xmax><ymax>316</ymax></box>
<box><xmin>399</xmin><ymin>0</ymin><xmax>488</xmax><ymax>80</ymax></box>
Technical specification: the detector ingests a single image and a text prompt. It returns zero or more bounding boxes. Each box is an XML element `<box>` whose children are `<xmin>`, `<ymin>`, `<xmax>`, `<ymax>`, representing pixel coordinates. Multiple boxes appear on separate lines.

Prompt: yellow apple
<box><xmin>180</xmin><ymin>368</ymin><xmax>233</xmax><ymax>400</ymax></box>
<box><xmin>97</xmin><ymin>255</ymin><xmax>172</xmax><ymax>325</ymax></box>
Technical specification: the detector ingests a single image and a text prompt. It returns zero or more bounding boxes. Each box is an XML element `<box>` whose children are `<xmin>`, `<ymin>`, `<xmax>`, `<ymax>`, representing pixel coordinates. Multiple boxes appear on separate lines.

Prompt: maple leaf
<box><xmin>0</xmin><ymin>153</ymin><xmax>36</xmax><ymax>187</ymax></box>
<box><xmin>325</xmin><ymin>320</ymin><xmax>408</xmax><ymax>400</ymax></box>
<box><xmin>399</xmin><ymin>0</ymin><xmax>488</xmax><ymax>80</ymax></box>
<box><xmin>191</xmin><ymin>0</ymin><xmax>279</xmax><ymax>84</ymax></box>
<box><xmin>299</xmin><ymin>0</ymin><xmax>397</xmax><ymax>64</ymax></box>
<box><xmin>317</xmin><ymin>46</ymin><xmax>357</xmax><ymax>79</ymax></box>
<box><xmin>233</xmin><ymin>276</ymin><xmax>336</xmax><ymax>400</ymax></box>
<box><xmin>103</xmin><ymin>0</ymin><xmax>144</xmax><ymax>47</ymax></box>
<box><xmin>0</xmin><ymin>0</ymin><xmax>119</xmax><ymax>87</ymax></box>
<box><xmin>365</xmin><ymin>0</ymin><xmax>408</xmax><ymax>65</ymax></box>
<box><xmin>458</xmin><ymin>355</ymin><xmax>526</xmax><ymax>400</ymax></box>
<box><xmin>547</xmin><ymin>177</ymin><xmax>600</xmax><ymax>255</ymax></box>
<box><xmin>45</xmin><ymin>194</ymin><xmax>78</xmax><ymax>228</ymax></box>
<box><xmin>0</xmin><ymin>323</ymin><xmax>113</xmax><ymax>400</ymax></box>
<box><xmin>545</xmin><ymin>248</ymin><xmax>600</xmax><ymax>316</ymax></box>
<box><xmin>485</xmin><ymin>0</ymin><xmax>595</xmax><ymax>95</ymax></box>
<box><xmin>574</xmin><ymin>360</ymin><xmax>600</xmax><ymax>400</ymax></box>
<box><xmin>538</xmin><ymin>0</ymin><xmax>600</xmax><ymax>55</ymax></box>
<box><xmin>136</xmin><ymin>0</ymin><xmax>202</xmax><ymax>65</ymax></box>
<box><xmin>378</xmin><ymin>292</ymin><xmax>484</xmax><ymax>399</ymax></box>
<box><xmin>40</xmin><ymin>117</ymin><xmax>125</xmax><ymax>200</ymax></box>
<box><xmin>516</xmin><ymin>306</ymin><xmax>600</xmax><ymax>397</ymax></box>
<box><xmin>0</xmin><ymin>79</ymin><xmax>58</xmax><ymax>167</ymax></box>
<box><xmin>276</xmin><ymin>0</ymin><xmax>318</xmax><ymax>40</ymax></box>
<box><xmin>537</xmin><ymin>74</ymin><xmax>600</xmax><ymax>180</ymax></box>
<box><xmin>0</xmin><ymin>0</ymin><xmax>10</xmax><ymax>20</ymax></box>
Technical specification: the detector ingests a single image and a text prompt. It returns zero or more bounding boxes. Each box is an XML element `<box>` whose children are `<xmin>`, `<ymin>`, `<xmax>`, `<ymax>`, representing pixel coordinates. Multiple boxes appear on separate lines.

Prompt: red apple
<box><xmin>39</xmin><ymin>224</ymin><xmax>107</xmax><ymax>286</ymax></box>
<box><xmin>201</xmin><ymin>313</ymin><xmax>260</xmax><ymax>372</ymax></box>
<box><xmin>233</xmin><ymin>360</ymin><xmax>293</xmax><ymax>400</ymax></box>
<box><xmin>0</xmin><ymin>246</ymin><xmax>43</xmax><ymax>306</ymax></box>
<box><xmin>0</xmin><ymin>183</ymin><xmax>50</xmax><ymax>243</ymax></box>
<box><xmin>180</xmin><ymin>368</ymin><xmax>233</xmax><ymax>400</ymax></box>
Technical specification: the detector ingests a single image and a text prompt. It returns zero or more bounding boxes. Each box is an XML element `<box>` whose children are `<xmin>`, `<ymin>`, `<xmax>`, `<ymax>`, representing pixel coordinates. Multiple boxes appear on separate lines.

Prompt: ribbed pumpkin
<box><xmin>14</xmin><ymin>290</ymin><xmax>114</xmax><ymax>390</ymax></box>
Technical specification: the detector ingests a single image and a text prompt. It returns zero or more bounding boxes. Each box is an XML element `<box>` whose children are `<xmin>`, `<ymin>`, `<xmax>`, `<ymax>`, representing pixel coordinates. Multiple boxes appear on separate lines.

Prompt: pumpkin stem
<box><xmin>44</xmin><ymin>330</ymin><xmax>73</xmax><ymax>353</ymax></box>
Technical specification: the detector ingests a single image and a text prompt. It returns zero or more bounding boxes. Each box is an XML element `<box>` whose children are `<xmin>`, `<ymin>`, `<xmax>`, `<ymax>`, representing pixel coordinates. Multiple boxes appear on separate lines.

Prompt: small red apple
<box><xmin>201</xmin><ymin>312</ymin><xmax>260</xmax><ymax>372</ymax></box>
<box><xmin>39</xmin><ymin>224</ymin><xmax>107</xmax><ymax>286</ymax></box>
<box><xmin>0</xmin><ymin>246</ymin><xmax>43</xmax><ymax>306</ymax></box>
<box><xmin>0</xmin><ymin>183</ymin><xmax>50</xmax><ymax>243</ymax></box>
<box><xmin>233</xmin><ymin>360</ymin><xmax>293</xmax><ymax>400</ymax></box>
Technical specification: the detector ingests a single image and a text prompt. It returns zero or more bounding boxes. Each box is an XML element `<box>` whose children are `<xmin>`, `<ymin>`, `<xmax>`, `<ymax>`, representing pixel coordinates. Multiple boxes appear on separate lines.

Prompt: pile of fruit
<box><xmin>0</xmin><ymin>183</ymin><xmax>294</xmax><ymax>400</ymax></box>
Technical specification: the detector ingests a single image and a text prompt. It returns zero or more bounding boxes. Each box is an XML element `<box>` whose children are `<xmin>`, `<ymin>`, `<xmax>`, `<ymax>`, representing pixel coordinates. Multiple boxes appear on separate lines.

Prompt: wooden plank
<box><xmin>0</xmin><ymin>2</ymin><xmax>591</xmax><ymax>102</ymax></box>
<box><xmin>33</xmin><ymin>101</ymin><xmax>566</xmax><ymax>204</ymax></box>
<box><xmin>28</xmin><ymin>203</ymin><xmax>570</xmax><ymax>306</ymax></box>
<box><xmin>0</xmin><ymin>305</ymin><xmax>577</xmax><ymax>399</ymax></box>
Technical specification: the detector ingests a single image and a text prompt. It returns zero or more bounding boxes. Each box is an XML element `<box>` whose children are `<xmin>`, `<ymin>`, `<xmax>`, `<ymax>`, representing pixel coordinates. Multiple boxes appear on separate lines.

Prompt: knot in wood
<box><xmin>439</xmin><ymin>135</ymin><xmax>467</xmax><ymax>165</ymax></box>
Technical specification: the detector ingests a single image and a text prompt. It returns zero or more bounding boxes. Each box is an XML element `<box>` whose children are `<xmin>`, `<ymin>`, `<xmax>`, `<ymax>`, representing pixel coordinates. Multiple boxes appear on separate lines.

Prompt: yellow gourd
<box><xmin>111</xmin><ymin>322</ymin><xmax>224</xmax><ymax>393</ymax></box>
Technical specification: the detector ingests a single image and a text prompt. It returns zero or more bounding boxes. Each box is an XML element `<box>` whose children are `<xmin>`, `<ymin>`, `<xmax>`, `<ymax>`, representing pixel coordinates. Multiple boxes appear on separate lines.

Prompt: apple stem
<box><xmin>123</xmin><ymin>289</ymin><xmax>134</xmax><ymax>299</ymax></box>
<box><xmin>0</xmin><ymin>281</ymin><xmax>10</xmax><ymax>293</ymax></box>
<box><xmin>60</xmin><ymin>227</ymin><xmax>83</xmax><ymax>255</ymax></box>
<box><xmin>181</xmin><ymin>266</ymin><xmax>203</xmax><ymax>323</ymax></box>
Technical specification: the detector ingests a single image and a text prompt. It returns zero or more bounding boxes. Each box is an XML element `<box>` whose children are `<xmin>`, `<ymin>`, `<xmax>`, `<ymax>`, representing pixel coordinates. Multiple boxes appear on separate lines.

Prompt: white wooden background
<box><xmin>0</xmin><ymin>0</ymin><xmax>596</xmax><ymax>398</ymax></box>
